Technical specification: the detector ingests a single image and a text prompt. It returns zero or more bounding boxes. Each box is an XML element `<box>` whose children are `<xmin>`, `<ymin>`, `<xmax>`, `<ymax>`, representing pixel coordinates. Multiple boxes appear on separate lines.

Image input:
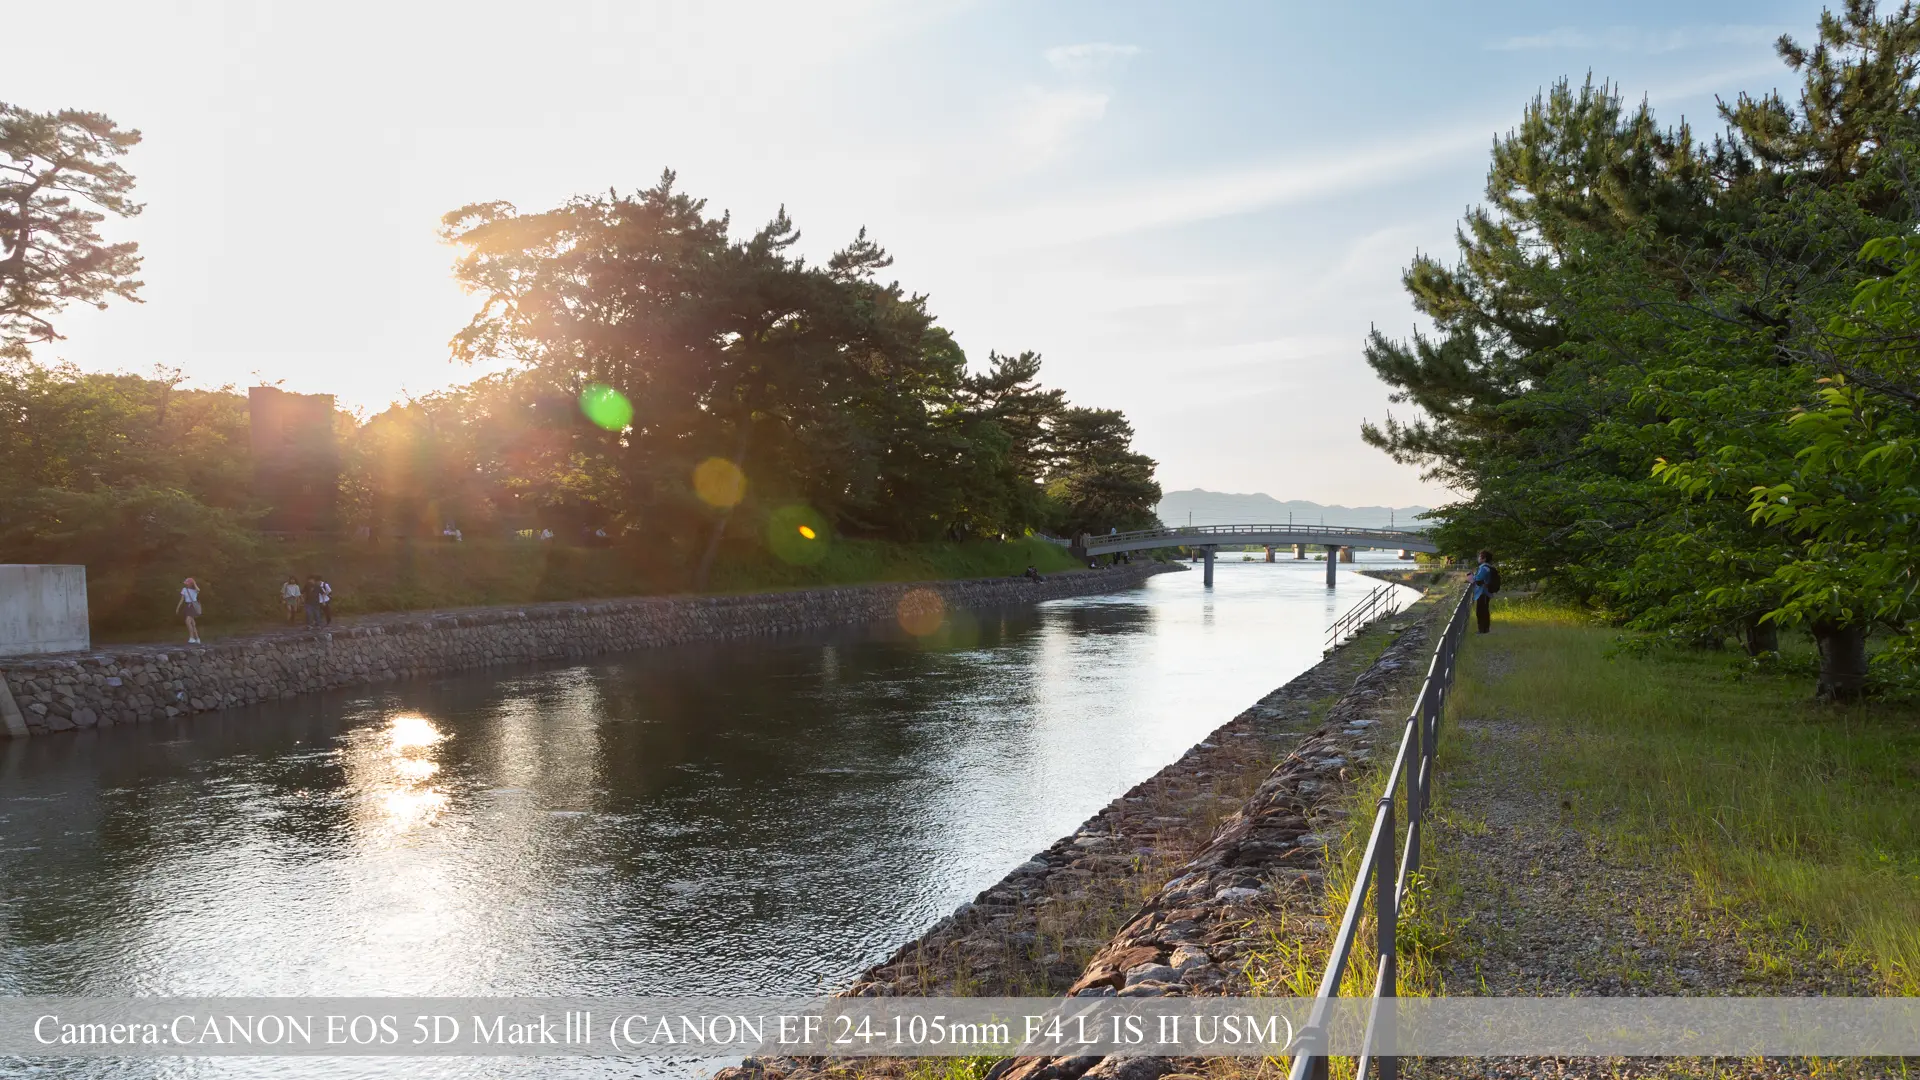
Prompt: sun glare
<box><xmin>388</xmin><ymin>715</ymin><xmax>445</xmax><ymax>750</ymax></box>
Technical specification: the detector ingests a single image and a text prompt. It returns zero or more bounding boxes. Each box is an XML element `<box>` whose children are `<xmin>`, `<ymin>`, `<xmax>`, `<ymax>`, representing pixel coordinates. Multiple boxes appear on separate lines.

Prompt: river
<box><xmin>0</xmin><ymin>556</ymin><xmax>1420</xmax><ymax>1077</ymax></box>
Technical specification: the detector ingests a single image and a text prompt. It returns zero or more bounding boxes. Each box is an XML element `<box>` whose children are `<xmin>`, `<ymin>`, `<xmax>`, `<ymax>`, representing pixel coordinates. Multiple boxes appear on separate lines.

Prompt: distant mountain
<box><xmin>1156</xmin><ymin>489</ymin><xmax>1432</xmax><ymax>530</ymax></box>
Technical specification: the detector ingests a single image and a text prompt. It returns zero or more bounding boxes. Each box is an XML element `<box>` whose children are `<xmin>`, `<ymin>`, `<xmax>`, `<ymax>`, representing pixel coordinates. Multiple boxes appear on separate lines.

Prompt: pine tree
<box><xmin>0</xmin><ymin>104</ymin><xmax>144</xmax><ymax>358</ymax></box>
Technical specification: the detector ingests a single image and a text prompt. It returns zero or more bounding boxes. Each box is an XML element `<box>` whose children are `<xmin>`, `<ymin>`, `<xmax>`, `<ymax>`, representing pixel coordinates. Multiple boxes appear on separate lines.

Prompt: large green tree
<box><xmin>1362</xmin><ymin>1</ymin><xmax>1920</xmax><ymax>696</ymax></box>
<box><xmin>440</xmin><ymin>172</ymin><xmax>1159</xmax><ymax>577</ymax></box>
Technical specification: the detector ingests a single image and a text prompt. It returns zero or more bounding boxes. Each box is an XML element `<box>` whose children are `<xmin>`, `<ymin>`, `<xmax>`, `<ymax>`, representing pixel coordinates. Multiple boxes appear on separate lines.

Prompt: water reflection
<box><xmin>344</xmin><ymin>714</ymin><xmax>449</xmax><ymax>835</ymax></box>
<box><xmin>0</xmin><ymin>559</ymin><xmax>1419</xmax><ymax>1075</ymax></box>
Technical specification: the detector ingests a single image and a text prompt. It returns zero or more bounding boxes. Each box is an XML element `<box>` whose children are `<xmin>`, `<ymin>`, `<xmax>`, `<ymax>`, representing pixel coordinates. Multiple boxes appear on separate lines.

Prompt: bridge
<box><xmin>1075</xmin><ymin>523</ymin><xmax>1438</xmax><ymax>587</ymax></box>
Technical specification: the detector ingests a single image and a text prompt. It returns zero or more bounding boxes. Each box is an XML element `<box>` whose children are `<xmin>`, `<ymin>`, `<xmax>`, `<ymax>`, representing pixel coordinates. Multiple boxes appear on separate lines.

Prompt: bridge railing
<box><xmin>1289</xmin><ymin>585</ymin><xmax>1472</xmax><ymax>1080</ymax></box>
<box><xmin>1093</xmin><ymin>523</ymin><xmax>1431</xmax><ymax>546</ymax></box>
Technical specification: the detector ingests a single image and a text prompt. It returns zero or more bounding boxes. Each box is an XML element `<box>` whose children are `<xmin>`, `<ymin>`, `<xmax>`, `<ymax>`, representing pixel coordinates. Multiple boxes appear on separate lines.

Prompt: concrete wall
<box><xmin>1</xmin><ymin>563</ymin><xmax>1178</xmax><ymax>739</ymax></box>
<box><xmin>0</xmin><ymin>565</ymin><xmax>89</xmax><ymax>657</ymax></box>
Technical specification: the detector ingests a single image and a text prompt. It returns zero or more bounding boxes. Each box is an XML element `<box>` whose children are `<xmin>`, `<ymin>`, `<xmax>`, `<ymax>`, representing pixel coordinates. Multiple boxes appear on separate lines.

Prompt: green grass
<box><xmin>1444</xmin><ymin>596</ymin><xmax>1920</xmax><ymax>993</ymax></box>
<box><xmin>94</xmin><ymin>536</ymin><xmax>1089</xmax><ymax>644</ymax></box>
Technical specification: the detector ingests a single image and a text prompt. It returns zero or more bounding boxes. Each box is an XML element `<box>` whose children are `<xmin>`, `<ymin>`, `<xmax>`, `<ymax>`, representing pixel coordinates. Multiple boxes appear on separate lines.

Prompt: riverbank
<box><xmin>722</xmin><ymin>575</ymin><xmax>1454</xmax><ymax>1080</ymax></box>
<box><xmin>81</xmin><ymin>536</ymin><xmax>1091</xmax><ymax>643</ymax></box>
<box><xmin>0</xmin><ymin>562</ymin><xmax>1177</xmax><ymax>740</ymax></box>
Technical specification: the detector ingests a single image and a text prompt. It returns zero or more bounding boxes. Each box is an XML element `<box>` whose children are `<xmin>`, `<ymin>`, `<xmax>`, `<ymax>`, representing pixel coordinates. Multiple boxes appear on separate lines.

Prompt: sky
<box><xmin>9</xmin><ymin>0</ymin><xmax>1832</xmax><ymax>506</ymax></box>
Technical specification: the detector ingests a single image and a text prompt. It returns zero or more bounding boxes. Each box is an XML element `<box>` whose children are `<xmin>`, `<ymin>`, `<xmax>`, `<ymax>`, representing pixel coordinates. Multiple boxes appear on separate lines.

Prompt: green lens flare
<box><xmin>580</xmin><ymin>384</ymin><xmax>633</xmax><ymax>431</ymax></box>
<box><xmin>767</xmin><ymin>505</ymin><xmax>829</xmax><ymax>566</ymax></box>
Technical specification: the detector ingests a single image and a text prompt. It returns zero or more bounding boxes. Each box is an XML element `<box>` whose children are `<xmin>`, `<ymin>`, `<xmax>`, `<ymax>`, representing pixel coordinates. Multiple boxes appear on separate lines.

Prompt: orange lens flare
<box><xmin>797</xmin><ymin>525</ymin><xmax>816</xmax><ymax>540</ymax></box>
<box><xmin>693</xmin><ymin>458</ymin><xmax>746</xmax><ymax>508</ymax></box>
<box><xmin>897</xmin><ymin>588</ymin><xmax>945</xmax><ymax>637</ymax></box>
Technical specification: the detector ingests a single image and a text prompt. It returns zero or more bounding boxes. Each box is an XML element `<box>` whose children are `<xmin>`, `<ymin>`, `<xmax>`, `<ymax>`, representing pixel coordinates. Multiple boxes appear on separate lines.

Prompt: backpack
<box><xmin>1485</xmin><ymin>564</ymin><xmax>1501</xmax><ymax>593</ymax></box>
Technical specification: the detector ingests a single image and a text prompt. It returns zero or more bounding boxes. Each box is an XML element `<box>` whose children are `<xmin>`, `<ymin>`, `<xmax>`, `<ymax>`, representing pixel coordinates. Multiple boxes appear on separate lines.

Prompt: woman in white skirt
<box><xmin>176</xmin><ymin>577</ymin><xmax>202</xmax><ymax>644</ymax></box>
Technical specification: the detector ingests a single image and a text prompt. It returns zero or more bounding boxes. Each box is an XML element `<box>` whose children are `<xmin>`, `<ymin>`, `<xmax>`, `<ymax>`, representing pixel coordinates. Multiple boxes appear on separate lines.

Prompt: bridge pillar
<box><xmin>1203</xmin><ymin>545</ymin><xmax>1216</xmax><ymax>587</ymax></box>
<box><xmin>1340</xmin><ymin>546</ymin><xmax>1355</xmax><ymax>564</ymax></box>
<box><xmin>1265</xmin><ymin>545</ymin><xmax>1275</xmax><ymax>563</ymax></box>
<box><xmin>1325</xmin><ymin>545</ymin><xmax>1340</xmax><ymax>587</ymax></box>
<box><xmin>1294</xmin><ymin>544</ymin><xmax>1306</xmax><ymax>559</ymax></box>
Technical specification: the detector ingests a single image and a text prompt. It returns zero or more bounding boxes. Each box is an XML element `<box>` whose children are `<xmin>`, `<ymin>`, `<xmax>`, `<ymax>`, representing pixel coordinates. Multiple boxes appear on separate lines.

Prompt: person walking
<box><xmin>280</xmin><ymin>576</ymin><xmax>302</xmax><ymax>624</ymax></box>
<box><xmin>176</xmin><ymin>578</ymin><xmax>203</xmax><ymax>644</ymax></box>
<box><xmin>302</xmin><ymin>575</ymin><xmax>324</xmax><ymax>629</ymax></box>
<box><xmin>1472</xmin><ymin>549</ymin><xmax>1500</xmax><ymax>634</ymax></box>
<box><xmin>318</xmin><ymin>576</ymin><xmax>333</xmax><ymax>625</ymax></box>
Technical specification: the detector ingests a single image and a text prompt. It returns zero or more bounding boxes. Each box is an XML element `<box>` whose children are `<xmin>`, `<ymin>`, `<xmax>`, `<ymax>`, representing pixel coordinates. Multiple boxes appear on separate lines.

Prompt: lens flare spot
<box><xmin>767</xmin><ymin>504</ymin><xmax>829</xmax><ymax>565</ymax></box>
<box><xmin>693</xmin><ymin>457</ymin><xmax>746</xmax><ymax>508</ymax></box>
<box><xmin>579</xmin><ymin>384</ymin><xmax>633</xmax><ymax>431</ymax></box>
<box><xmin>897</xmin><ymin>588</ymin><xmax>945</xmax><ymax>637</ymax></box>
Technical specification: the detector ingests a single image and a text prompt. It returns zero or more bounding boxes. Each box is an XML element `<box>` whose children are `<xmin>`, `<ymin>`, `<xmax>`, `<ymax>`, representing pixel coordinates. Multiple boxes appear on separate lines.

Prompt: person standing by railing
<box><xmin>1472</xmin><ymin>549</ymin><xmax>1500</xmax><ymax>633</ymax></box>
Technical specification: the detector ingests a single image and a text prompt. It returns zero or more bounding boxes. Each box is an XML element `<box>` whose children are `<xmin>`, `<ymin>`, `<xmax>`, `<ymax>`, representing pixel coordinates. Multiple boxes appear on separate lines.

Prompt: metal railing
<box><xmin>1092</xmin><ymin>523</ymin><xmax>1432</xmax><ymax>546</ymax></box>
<box><xmin>1325</xmin><ymin>584</ymin><xmax>1405</xmax><ymax>652</ymax></box>
<box><xmin>1289</xmin><ymin>586</ymin><xmax>1473</xmax><ymax>1080</ymax></box>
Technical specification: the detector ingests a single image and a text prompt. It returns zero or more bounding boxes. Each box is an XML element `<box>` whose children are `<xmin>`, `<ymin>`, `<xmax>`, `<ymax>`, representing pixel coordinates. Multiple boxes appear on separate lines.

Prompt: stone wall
<box><xmin>0</xmin><ymin>564</ymin><xmax>1178</xmax><ymax>739</ymax></box>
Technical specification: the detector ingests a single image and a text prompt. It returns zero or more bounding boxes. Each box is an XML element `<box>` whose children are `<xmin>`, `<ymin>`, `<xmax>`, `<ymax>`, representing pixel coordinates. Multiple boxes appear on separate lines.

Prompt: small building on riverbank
<box><xmin>0</xmin><ymin>564</ymin><xmax>89</xmax><ymax>656</ymax></box>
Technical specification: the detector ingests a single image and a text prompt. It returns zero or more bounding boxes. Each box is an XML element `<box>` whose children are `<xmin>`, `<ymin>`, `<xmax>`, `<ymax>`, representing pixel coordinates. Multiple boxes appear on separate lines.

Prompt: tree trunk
<box><xmin>1742</xmin><ymin>616</ymin><xmax>1779</xmax><ymax>657</ymax></box>
<box><xmin>1811</xmin><ymin>620</ymin><xmax>1870</xmax><ymax>701</ymax></box>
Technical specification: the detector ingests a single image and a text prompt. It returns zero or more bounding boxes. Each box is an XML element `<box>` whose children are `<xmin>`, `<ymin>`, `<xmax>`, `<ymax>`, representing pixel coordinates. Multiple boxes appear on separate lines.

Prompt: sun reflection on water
<box><xmin>388</xmin><ymin>714</ymin><xmax>445</xmax><ymax>751</ymax></box>
<box><xmin>354</xmin><ymin>713</ymin><xmax>450</xmax><ymax>834</ymax></box>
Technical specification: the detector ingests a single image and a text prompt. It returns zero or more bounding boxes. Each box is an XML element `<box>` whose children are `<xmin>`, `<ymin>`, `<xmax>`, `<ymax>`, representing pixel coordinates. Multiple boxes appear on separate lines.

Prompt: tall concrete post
<box><xmin>1340</xmin><ymin>546</ymin><xmax>1356</xmax><ymax>564</ymax></box>
<box><xmin>1294</xmin><ymin>544</ymin><xmax>1306</xmax><ymax>559</ymax></box>
<box><xmin>0</xmin><ymin>677</ymin><xmax>28</xmax><ymax>739</ymax></box>
<box><xmin>1265</xmin><ymin>546</ymin><xmax>1275</xmax><ymax>563</ymax></box>
<box><xmin>1325</xmin><ymin>545</ymin><xmax>1340</xmax><ymax>587</ymax></box>
<box><xmin>1203</xmin><ymin>545</ymin><xmax>1216</xmax><ymax>587</ymax></box>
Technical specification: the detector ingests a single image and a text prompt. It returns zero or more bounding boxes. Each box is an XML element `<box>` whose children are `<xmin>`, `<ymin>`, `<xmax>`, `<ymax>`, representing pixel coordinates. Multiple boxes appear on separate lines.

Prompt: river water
<box><xmin>0</xmin><ymin>557</ymin><xmax>1418</xmax><ymax>1076</ymax></box>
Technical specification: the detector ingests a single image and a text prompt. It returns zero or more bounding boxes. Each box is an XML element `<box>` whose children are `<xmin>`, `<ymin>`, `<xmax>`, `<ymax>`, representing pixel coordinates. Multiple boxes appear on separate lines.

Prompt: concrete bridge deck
<box><xmin>1076</xmin><ymin>523</ymin><xmax>1437</xmax><ymax>587</ymax></box>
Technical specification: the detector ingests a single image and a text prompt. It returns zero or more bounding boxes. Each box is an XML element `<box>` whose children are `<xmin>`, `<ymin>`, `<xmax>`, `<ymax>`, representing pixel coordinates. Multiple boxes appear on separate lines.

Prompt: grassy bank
<box><xmin>1378</xmin><ymin>597</ymin><xmax>1920</xmax><ymax>999</ymax></box>
<box><xmin>91</xmin><ymin>536</ymin><xmax>1089</xmax><ymax>644</ymax></box>
<box><xmin>1436</xmin><ymin>597</ymin><xmax>1920</xmax><ymax>993</ymax></box>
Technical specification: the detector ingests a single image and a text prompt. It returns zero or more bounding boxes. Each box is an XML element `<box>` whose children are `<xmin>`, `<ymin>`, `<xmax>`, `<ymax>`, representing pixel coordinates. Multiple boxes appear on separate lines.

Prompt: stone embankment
<box><xmin>0</xmin><ymin>563</ymin><xmax>1177</xmax><ymax>740</ymax></box>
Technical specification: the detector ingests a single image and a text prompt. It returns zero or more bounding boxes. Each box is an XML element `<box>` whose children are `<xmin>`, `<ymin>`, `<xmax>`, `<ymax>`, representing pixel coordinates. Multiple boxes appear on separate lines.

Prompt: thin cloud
<box><xmin>1045</xmin><ymin>42</ymin><xmax>1142</xmax><ymax>75</ymax></box>
<box><xmin>1488</xmin><ymin>24</ymin><xmax>1780</xmax><ymax>53</ymax></box>
<box><xmin>975</xmin><ymin>124</ymin><xmax>1492</xmax><ymax>250</ymax></box>
<box><xmin>1011</xmin><ymin>87</ymin><xmax>1112</xmax><ymax>154</ymax></box>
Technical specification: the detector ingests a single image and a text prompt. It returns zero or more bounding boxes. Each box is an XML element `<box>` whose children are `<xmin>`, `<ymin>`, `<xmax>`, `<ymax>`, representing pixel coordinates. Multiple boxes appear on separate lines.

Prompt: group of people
<box><xmin>171</xmin><ymin>574</ymin><xmax>338</xmax><ymax>645</ymax></box>
<box><xmin>281</xmin><ymin>575</ymin><xmax>334</xmax><ymax>628</ymax></box>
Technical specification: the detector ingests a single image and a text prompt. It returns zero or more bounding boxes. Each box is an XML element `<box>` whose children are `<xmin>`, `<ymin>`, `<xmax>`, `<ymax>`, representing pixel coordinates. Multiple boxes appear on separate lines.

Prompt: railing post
<box><xmin>1408</xmin><ymin>698</ymin><xmax>1425</xmax><ymax>870</ymax></box>
<box><xmin>1375</xmin><ymin>797</ymin><xmax>1398</xmax><ymax>1080</ymax></box>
